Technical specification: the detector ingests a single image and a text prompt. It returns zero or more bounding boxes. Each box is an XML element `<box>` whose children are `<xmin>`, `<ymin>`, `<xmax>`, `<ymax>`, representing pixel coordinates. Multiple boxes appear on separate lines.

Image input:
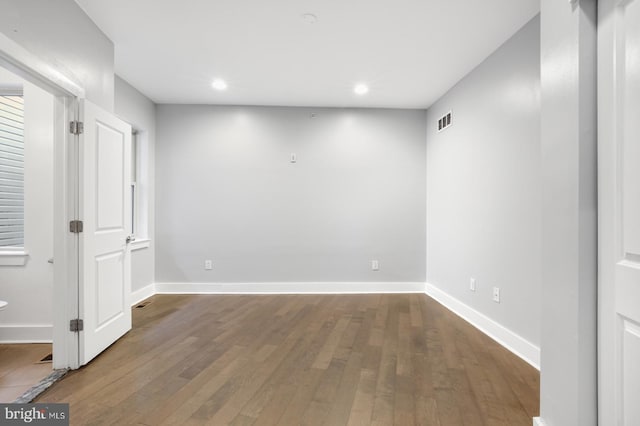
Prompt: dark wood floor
<box><xmin>37</xmin><ymin>294</ymin><xmax>539</xmax><ymax>425</ymax></box>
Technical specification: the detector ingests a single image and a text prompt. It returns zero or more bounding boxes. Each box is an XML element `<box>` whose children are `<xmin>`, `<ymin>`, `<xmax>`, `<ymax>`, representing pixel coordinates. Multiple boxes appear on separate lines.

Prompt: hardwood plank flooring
<box><xmin>0</xmin><ymin>343</ymin><xmax>52</xmax><ymax>402</ymax></box>
<box><xmin>36</xmin><ymin>294</ymin><xmax>539</xmax><ymax>425</ymax></box>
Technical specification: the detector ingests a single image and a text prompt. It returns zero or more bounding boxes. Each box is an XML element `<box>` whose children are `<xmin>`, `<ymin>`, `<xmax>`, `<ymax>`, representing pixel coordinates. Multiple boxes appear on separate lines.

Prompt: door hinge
<box><xmin>69</xmin><ymin>220</ymin><xmax>83</xmax><ymax>233</ymax></box>
<box><xmin>69</xmin><ymin>120</ymin><xmax>84</xmax><ymax>135</ymax></box>
<box><xmin>70</xmin><ymin>319</ymin><xmax>84</xmax><ymax>332</ymax></box>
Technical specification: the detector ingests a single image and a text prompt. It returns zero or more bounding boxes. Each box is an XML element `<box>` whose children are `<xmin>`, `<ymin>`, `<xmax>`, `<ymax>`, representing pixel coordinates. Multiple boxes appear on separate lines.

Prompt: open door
<box><xmin>599</xmin><ymin>0</ymin><xmax>640</xmax><ymax>424</ymax></box>
<box><xmin>78</xmin><ymin>99</ymin><xmax>132</xmax><ymax>365</ymax></box>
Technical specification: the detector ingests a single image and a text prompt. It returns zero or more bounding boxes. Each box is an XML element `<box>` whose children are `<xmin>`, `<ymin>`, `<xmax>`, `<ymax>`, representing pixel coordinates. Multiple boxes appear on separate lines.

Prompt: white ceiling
<box><xmin>75</xmin><ymin>0</ymin><xmax>539</xmax><ymax>109</ymax></box>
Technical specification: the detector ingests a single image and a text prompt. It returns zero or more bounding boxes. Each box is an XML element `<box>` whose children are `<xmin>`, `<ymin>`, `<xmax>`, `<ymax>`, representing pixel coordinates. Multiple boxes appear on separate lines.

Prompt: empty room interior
<box><xmin>1</xmin><ymin>0</ymin><xmax>636</xmax><ymax>425</ymax></box>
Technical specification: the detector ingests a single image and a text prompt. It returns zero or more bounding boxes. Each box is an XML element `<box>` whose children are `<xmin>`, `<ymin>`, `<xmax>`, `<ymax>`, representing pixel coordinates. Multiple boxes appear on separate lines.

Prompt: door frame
<box><xmin>0</xmin><ymin>32</ymin><xmax>84</xmax><ymax>369</ymax></box>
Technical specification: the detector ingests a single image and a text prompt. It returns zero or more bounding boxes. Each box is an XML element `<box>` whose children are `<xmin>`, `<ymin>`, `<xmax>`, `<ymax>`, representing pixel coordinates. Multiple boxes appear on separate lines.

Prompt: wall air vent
<box><xmin>136</xmin><ymin>301</ymin><xmax>151</xmax><ymax>309</ymax></box>
<box><xmin>437</xmin><ymin>111</ymin><xmax>452</xmax><ymax>132</ymax></box>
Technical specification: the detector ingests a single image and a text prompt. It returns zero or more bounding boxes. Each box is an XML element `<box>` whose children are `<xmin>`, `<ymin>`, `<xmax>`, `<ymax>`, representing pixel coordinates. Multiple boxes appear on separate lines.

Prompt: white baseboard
<box><xmin>425</xmin><ymin>283</ymin><xmax>540</xmax><ymax>370</ymax></box>
<box><xmin>154</xmin><ymin>281</ymin><xmax>426</xmax><ymax>295</ymax></box>
<box><xmin>533</xmin><ymin>417</ymin><xmax>546</xmax><ymax>426</ymax></box>
<box><xmin>0</xmin><ymin>325</ymin><xmax>53</xmax><ymax>343</ymax></box>
<box><xmin>131</xmin><ymin>283</ymin><xmax>156</xmax><ymax>306</ymax></box>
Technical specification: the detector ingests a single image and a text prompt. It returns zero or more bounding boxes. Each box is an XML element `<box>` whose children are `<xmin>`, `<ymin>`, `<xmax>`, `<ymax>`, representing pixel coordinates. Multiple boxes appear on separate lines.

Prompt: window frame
<box><xmin>0</xmin><ymin>90</ymin><xmax>28</xmax><ymax>263</ymax></box>
<box><xmin>129</xmin><ymin>128</ymin><xmax>150</xmax><ymax>251</ymax></box>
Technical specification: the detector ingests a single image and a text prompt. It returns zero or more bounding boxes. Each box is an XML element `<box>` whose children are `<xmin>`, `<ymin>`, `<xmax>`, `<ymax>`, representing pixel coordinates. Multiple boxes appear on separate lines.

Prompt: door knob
<box><xmin>126</xmin><ymin>235</ymin><xmax>136</xmax><ymax>244</ymax></box>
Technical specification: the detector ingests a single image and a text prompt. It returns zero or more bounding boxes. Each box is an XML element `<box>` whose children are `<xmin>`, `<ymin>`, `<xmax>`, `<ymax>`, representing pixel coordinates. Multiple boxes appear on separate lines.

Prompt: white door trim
<box><xmin>0</xmin><ymin>34</ymin><xmax>84</xmax><ymax>369</ymax></box>
<box><xmin>0</xmin><ymin>33</ymin><xmax>84</xmax><ymax>99</ymax></box>
<box><xmin>52</xmin><ymin>96</ymin><xmax>79</xmax><ymax>369</ymax></box>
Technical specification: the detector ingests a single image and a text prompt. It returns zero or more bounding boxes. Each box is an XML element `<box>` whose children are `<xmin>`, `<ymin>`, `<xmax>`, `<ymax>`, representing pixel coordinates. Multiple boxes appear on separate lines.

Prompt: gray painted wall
<box><xmin>0</xmin><ymin>0</ymin><xmax>115</xmax><ymax>111</ymax></box>
<box><xmin>114</xmin><ymin>76</ymin><xmax>156</xmax><ymax>293</ymax></box>
<box><xmin>156</xmin><ymin>105</ymin><xmax>426</xmax><ymax>284</ymax></box>
<box><xmin>426</xmin><ymin>17</ymin><xmax>541</xmax><ymax>346</ymax></box>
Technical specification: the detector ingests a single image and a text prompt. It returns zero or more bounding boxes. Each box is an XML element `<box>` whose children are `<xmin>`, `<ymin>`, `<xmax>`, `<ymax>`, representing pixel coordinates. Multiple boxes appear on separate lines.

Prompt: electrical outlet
<box><xmin>470</xmin><ymin>278</ymin><xmax>476</xmax><ymax>292</ymax></box>
<box><xmin>371</xmin><ymin>260</ymin><xmax>379</xmax><ymax>271</ymax></box>
<box><xmin>492</xmin><ymin>287</ymin><xmax>500</xmax><ymax>303</ymax></box>
<box><xmin>290</xmin><ymin>153</ymin><xmax>297</xmax><ymax>163</ymax></box>
<box><xmin>205</xmin><ymin>260</ymin><xmax>213</xmax><ymax>270</ymax></box>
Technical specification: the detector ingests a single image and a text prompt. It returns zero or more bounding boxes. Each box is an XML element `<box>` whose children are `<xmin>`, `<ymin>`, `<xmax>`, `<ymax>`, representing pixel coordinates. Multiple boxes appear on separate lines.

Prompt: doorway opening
<box><xmin>0</xmin><ymin>63</ymin><xmax>58</xmax><ymax>401</ymax></box>
<box><xmin>0</xmin><ymin>34</ymin><xmax>82</xmax><ymax>401</ymax></box>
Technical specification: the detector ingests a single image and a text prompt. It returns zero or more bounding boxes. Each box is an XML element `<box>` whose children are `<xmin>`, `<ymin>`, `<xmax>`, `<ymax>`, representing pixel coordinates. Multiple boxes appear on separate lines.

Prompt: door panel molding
<box><xmin>599</xmin><ymin>0</ymin><xmax>640</xmax><ymax>423</ymax></box>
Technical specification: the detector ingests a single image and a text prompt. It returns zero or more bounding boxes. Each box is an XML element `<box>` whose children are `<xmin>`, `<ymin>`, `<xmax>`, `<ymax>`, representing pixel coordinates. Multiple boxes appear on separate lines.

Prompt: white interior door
<box><xmin>79</xmin><ymin>99</ymin><xmax>132</xmax><ymax>365</ymax></box>
<box><xmin>599</xmin><ymin>0</ymin><xmax>640</xmax><ymax>424</ymax></box>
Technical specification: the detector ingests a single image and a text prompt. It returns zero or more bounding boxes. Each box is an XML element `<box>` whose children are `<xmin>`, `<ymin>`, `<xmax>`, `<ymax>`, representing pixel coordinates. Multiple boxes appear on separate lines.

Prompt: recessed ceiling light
<box><xmin>354</xmin><ymin>84</ymin><xmax>369</xmax><ymax>95</ymax></box>
<box><xmin>211</xmin><ymin>79</ymin><xmax>227</xmax><ymax>91</ymax></box>
<box><xmin>302</xmin><ymin>13</ymin><xmax>318</xmax><ymax>24</ymax></box>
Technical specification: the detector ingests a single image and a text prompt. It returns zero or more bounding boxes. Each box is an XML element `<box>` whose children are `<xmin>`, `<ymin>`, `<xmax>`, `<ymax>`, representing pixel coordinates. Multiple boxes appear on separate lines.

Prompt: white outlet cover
<box><xmin>371</xmin><ymin>260</ymin><xmax>379</xmax><ymax>271</ymax></box>
<box><xmin>205</xmin><ymin>260</ymin><xmax>213</xmax><ymax>270</ymax></box>
<box><xmin>492</xmin><ymin>287</ymin><xmax>500</xmax><ymax>303</ymax></box>
<box><xmin>470</xmin><ymin>278</ymin><xmax>476</xmax><ymax>292</ymax></box>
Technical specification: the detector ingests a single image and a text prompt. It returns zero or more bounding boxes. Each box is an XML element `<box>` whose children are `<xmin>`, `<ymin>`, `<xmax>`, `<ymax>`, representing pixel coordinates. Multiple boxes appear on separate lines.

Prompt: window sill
<box><xmin>131</xmin><ymin>239</ymin><xmax>151</xmax><ymax>251</ymax></box>
<box><xmin>0</xmin><ymin>250</ymin><xmax>29</xmax><ymax>266</ymax></box>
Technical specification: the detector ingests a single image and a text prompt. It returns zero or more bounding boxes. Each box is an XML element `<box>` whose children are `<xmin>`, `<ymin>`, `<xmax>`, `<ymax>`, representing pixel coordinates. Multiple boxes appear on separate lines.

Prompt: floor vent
<box><xmin>438</xmin><ymin>111</ymin><xmax>452</xmax><ymax>132</ymax></box>
<box><xmin>39</xmin><ymin>353</ymin><xmax>52</xmax><ymax>363</ymax></box>
<box><xmin>136</xmin><ymin>301</ymin><xmax>151</xmax><ymax>309</ymax></box>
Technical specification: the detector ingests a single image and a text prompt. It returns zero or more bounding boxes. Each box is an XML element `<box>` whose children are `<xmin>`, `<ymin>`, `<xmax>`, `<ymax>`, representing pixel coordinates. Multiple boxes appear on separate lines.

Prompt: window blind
<box><xmin>0</xmin><ymin>94</ymin><xmax>24</xmax><ymax>248</ymax></box>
